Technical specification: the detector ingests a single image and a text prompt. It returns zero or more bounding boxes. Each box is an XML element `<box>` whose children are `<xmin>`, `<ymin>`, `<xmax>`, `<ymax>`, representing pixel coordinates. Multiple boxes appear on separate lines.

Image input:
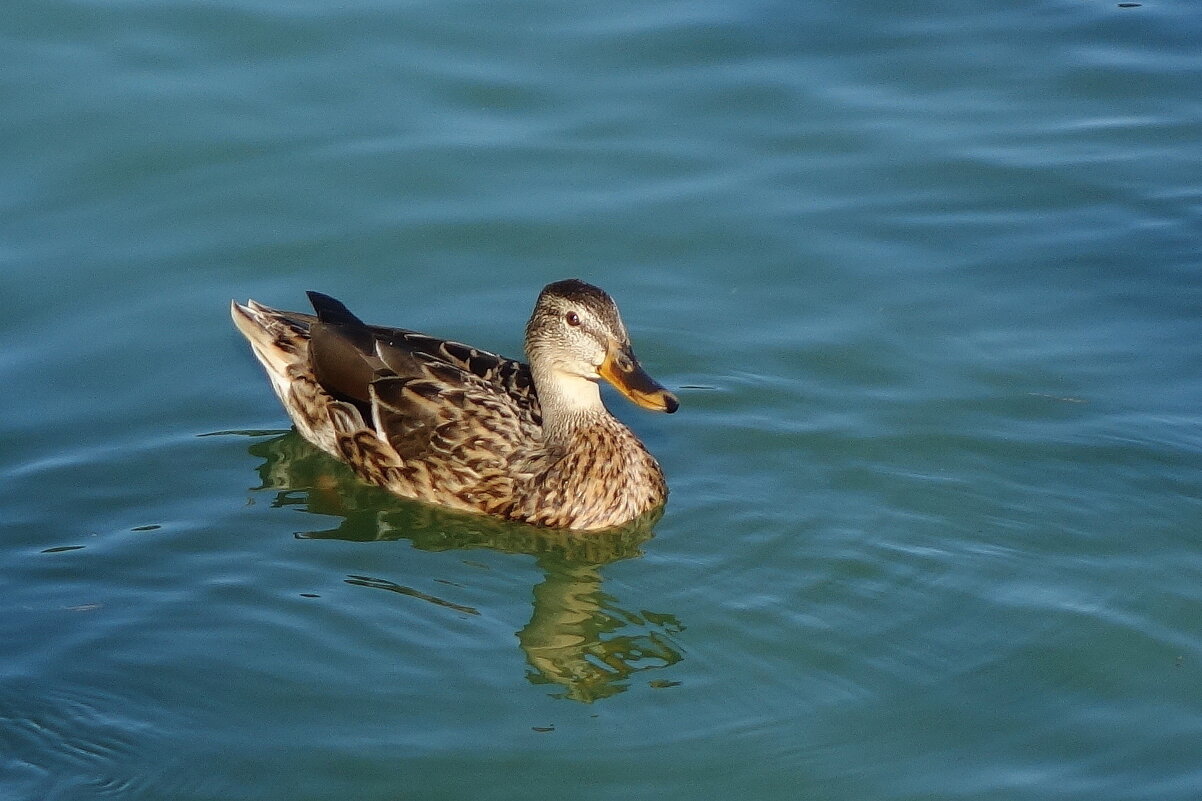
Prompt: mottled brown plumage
<box><xmin>231</xmin><ymin>280</ymin><xmax>678</xmax><ymax>531</ymax></box>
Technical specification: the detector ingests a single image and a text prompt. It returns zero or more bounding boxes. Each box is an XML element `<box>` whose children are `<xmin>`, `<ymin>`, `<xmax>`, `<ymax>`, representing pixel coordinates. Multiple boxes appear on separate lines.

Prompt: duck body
<box><xmin>231</xmin><ymin>280</ymin><xmax>677</xmax><ymax>531</ymax></box>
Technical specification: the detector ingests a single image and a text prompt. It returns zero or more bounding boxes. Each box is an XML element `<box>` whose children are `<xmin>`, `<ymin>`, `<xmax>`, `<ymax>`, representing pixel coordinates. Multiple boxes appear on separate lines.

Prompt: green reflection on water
<box><xmin>243</xmin><ymin>431</ymin><xmax>684</xmax><ymax>702</ymax></box>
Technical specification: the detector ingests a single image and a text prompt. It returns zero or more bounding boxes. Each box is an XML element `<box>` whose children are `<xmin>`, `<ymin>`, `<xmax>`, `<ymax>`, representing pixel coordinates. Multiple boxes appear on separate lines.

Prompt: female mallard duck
<box><xmin>231</xmin><ymin>279</ymin><xmax>678</xmax><ymax>531</ymax></box>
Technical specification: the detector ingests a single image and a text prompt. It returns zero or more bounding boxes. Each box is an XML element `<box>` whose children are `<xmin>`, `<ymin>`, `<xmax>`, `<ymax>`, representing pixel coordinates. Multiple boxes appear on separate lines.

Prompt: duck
<box><xmin>231</xmin><ymin>279</ymin><xmax>678</xmax><ymax>531</ymax></box>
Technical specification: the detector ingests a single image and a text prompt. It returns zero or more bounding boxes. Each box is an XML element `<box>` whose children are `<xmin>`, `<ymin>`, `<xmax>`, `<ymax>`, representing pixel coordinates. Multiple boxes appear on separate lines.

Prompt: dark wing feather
<box><xmin>370</xmin><ymin>376</ymin><xmax>445</xmax><ymax>462</ymax></box>
<box><xmin>374</xmin><ymin>329</ymin><xmax>537</xmax><ymax>410</ymax></box>
<box><xmin>304</xmin><ymin>291</ymin><xmax>541</xmax><ymax>424</ymax></box>
<box><xmin>306</xmin><ymin>291</ymin><xmax>368</xmax><ymax>327</ymax></box>
<box><xmin>305</xmin><ymin>291</ymin><xmax>386</xmax><ymax>410</ymax></box>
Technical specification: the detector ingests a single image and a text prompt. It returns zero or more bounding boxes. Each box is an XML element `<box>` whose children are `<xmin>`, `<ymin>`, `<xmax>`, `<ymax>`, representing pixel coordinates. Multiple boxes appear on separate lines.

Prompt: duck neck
<box><xmin>532</xmin><ymin>365</ymin><xmax>614</xmax><ymax>444</ymax></box>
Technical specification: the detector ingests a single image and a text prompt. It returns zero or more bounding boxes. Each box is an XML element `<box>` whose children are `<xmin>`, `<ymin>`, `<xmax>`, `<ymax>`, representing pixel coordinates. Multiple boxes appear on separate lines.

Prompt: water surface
<box><xmin>3</xmin><ymin>1</ymin><xmax>1202</xmax><ymax>799</ymax></box>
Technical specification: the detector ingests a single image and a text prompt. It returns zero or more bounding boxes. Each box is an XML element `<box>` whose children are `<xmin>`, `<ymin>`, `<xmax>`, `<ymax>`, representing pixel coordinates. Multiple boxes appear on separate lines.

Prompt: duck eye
<box><xmin>564</xmin><ymin>311</ymin><xmax>581</xmax><ymax>327</ymax></box>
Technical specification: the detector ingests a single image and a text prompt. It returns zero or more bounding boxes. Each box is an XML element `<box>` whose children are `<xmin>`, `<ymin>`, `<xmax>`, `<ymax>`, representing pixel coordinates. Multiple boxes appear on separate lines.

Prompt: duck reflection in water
<box><xmin>245</xmin><ymin>431</ymin><xmax>684</xmax><ymax>703</ymax></box>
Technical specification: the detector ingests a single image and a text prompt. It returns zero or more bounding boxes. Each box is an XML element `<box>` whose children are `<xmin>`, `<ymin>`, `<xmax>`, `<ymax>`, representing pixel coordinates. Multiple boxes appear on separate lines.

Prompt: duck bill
<box><xmin>599</xmin><ymin>342</ymin><xmax>679</xmax><ymax>413</ymax></box>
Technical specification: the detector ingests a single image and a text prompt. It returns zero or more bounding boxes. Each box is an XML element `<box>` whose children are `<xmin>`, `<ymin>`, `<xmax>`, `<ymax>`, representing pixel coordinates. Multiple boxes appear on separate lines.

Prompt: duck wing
<box><xmin>305</xmin><ymin>292</ymin><xmax>539</xmax><ymax>419</ymax></box>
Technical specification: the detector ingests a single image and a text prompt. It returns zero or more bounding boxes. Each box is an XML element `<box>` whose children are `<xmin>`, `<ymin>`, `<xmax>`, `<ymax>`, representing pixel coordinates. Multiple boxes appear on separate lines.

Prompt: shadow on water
<box><xmin>241</xmin><ymin>431</ymin><xmax>685</xmax><ymax>703</ymax></box>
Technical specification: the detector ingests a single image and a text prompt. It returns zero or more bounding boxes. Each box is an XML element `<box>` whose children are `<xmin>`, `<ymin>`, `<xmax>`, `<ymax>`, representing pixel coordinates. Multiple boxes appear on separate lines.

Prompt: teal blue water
<box><xmin>4</xmin><ymin>0</ymin><xmax>1202</xmax><ymax>798</ymax></box>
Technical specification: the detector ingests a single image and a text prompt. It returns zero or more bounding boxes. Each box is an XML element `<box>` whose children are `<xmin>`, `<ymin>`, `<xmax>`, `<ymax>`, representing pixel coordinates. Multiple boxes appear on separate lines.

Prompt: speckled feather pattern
<box><xmin>231</xmin><ymin>292</ymin><xmax>670</xmax><ymax>531</ymax></box>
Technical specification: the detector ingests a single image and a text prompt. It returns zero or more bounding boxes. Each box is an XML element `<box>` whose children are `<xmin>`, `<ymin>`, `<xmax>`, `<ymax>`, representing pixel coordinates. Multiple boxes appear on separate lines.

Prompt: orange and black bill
<box><xmin>598</xmin><ymin>341</ymin><xmax>679</xmax><ymax>413</ymax></box>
